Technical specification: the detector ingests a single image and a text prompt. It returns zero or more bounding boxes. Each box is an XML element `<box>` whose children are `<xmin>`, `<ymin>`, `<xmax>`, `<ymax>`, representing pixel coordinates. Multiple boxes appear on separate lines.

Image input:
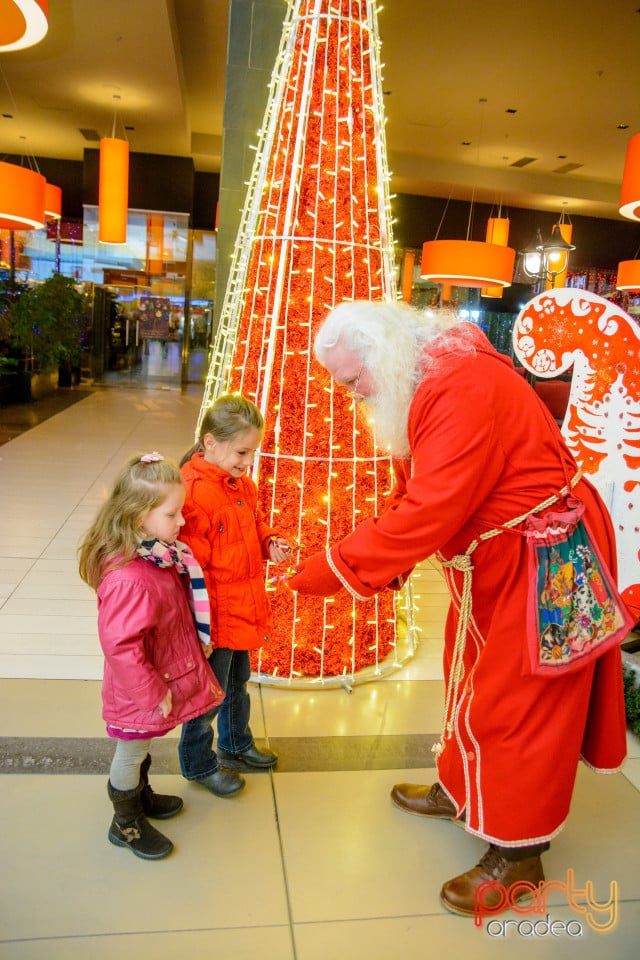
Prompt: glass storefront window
<box><xmin>80</xmin><ymin>206</ymin><xmax>191</xmax><ymax>387</ymax></box>
<box><xmin>0</xmin><ymin>205</ymin><xmax>217</xmax><ymax>388</ymax></box>
<box><xmin>2</xmin><ymin>222</ymin><xmax>83</xmax><ymax>283</ymax></box>
<box><xmin>2</xmin><ymin>208</ymin><xmax>216</xmax><ymax>389</ymax></box>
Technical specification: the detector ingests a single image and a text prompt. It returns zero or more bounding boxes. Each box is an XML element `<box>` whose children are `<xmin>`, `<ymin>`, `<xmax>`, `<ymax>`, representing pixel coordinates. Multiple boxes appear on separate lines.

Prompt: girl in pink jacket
<box><xmin>78</xmin><ymin>453</ymin><xmax>223</xmax><ymax>860</ymax></box>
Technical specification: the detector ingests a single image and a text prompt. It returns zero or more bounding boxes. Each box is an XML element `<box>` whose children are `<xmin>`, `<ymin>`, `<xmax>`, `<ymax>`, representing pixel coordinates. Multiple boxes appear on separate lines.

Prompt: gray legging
<box><xmin>109</xmin><ymin>738</ymin><xmax>152</xmax><ymax>791</ymax></box>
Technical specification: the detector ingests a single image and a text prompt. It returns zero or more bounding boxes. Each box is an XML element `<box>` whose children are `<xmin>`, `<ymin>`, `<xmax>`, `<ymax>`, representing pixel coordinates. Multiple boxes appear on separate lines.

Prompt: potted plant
<box><xmin>10</xmin><ymin>273</ymin><xmax>86</xmax><ymax>394</ymax></box>
<box><xmin>0</xmin><ymin>277</ymin><xmax>32</xmax><ymax>404</ymax></box>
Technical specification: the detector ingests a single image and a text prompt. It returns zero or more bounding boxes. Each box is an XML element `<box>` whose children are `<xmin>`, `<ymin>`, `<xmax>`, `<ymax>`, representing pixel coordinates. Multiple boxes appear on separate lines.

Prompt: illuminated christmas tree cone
<box><xmin>200</xmin><ymin>0</ymin><xmax>418</xmax><ymax>686</ymax></box>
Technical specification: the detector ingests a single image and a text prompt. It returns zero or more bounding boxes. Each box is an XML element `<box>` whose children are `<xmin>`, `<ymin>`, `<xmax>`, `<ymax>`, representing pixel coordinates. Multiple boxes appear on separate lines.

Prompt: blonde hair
<box><xmin>78</xmin><ymin>453</ymin><xmax>183</xmax><ymax>589</ymax></box>
<box><xmin>182</xmin><ymin>394</ymin><xmax>264</xmax><ymax>465</ymax></box>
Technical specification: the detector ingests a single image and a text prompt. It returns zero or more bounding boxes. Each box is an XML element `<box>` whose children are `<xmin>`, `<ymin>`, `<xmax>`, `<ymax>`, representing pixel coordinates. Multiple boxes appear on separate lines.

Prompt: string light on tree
<box><xmin>199</xmin><ymin>0</ymin><xmax>419</xmax><ymax>686</ymax></box>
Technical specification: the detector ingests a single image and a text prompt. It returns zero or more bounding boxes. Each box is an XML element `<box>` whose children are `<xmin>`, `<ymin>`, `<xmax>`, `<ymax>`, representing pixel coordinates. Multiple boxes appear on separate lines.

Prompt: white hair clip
<box><xmin>140</xmin><ymin>452</ymin><xmax>164</xmax><ymax>463</ymax></box>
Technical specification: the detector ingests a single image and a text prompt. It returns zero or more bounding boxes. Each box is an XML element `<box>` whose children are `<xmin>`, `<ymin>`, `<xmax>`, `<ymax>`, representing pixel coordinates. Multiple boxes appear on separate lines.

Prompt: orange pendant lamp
<box><xmin>420</xmin><ymin>102</ymin><xmax>515</xmax><ymax>291</ymax></box>
<box><xmin>616</xmin><ymin>260</ymin><xmax>640</xmax><ymax>291</ymax></box>
<box><xmin>619</xmin><ymin>132</ymin><xmax>640</xmax><ymax>221</ymax></box>
<box><xmin>145</xmin><ymin>214</ymin><xmax>164</xmax><ymax>274</ymax></box>
<box><xmin>401</xmin><ymin>249</ymin><xmax>415</xmax><ymax>302</ymax></box>
<box><xmin>0</xmin><ymin>0</ymin><xmax>48</xmax><ymax>52</ymax></box>
<box><xmin>99</xmin><ymin>137</ymin><xmax>129</xmax><ymax>244</ymax></box>
<box><xmin>481</xmin><ymin>216</ymin><xmax>510</xmax><ymax>298</ymax></box>
<box><xmin>0</xmin><ymin>161</ymin><xmax>46</xmax><ymax>229</ymax></box>
<box><xmin>420</xmin><ymin>238</ymin><xmax>515</xmax><ymax>288</ymax></box>
<box><xmin>44</xmin><ymin>181</ymin><xmax>62</xmax><ymax>220</ymax></box>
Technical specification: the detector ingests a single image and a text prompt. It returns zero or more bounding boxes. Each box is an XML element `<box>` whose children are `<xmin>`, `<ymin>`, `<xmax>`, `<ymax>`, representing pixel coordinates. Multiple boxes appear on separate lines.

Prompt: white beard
<box><xmin>360</xmin><ymin>386</ymin><xmax>413</xmax><ymax>459</ymax></box>
<box><xmin>354</xmin><ymin>318</ymin><xmax>476</xmax><ymax>458</ymax></box>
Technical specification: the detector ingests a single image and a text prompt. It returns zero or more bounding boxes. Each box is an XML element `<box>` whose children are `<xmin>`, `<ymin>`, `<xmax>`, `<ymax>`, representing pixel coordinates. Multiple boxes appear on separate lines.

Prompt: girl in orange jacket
<box><xmin>177</xmin><ymin>394</ymin><xmax>290</xmax><ymax>797</ymax></box>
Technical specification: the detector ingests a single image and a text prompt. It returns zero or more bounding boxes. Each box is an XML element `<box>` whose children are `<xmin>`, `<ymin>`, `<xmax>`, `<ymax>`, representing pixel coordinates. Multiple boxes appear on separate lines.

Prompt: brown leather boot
<box><xmin>390</xmin><ymin>781</ymin><xmax>457</xmax><ymax>818</ymax></box>
<box><xmin>440</xmin><ymin>845</ymin><xmax>545</xmax><ymax>918</ymax></box>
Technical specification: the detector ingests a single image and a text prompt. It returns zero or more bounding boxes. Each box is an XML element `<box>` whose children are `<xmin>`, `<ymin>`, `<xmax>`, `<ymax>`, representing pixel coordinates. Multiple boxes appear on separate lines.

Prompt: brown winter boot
<box><xmin>390</xmin><ymin>782</ymin><xmax>457</xmax><ymax>819</ymax></box>
<box><xmin>140</xmin><ymin>754</ymin><xmax>183</xmax><ymax>819</ymax></box>
<box><xmin>107</xmin><ymin>780</ymin><xmax>173</xmax><ymax>860</ymax></box>
<box><xmin>440</xmin><ymin>844</ymin><xmax>545</xmax><ymax>918</ymax></box>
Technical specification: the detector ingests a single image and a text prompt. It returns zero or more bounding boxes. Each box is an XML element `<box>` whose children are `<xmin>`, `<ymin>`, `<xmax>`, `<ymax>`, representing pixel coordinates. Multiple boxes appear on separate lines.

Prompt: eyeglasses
<box><xmin>345</xmin><ymin>365</ymin><xmax>364</xmax><ymax>398</ymax></box>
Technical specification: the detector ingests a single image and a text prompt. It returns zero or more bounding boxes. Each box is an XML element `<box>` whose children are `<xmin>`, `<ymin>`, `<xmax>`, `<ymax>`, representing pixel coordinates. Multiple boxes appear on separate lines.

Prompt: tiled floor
<box><xmin>0</xmin><ymin>385</ymin><xmax>639</xmax><ymax>959</ymax></box>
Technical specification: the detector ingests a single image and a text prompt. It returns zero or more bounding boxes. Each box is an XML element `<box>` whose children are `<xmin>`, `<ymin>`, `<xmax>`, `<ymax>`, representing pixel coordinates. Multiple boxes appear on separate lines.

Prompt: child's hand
<box><xmin>158</xmin><ymin>690</ymin><xmax>173</xmax><ymax>718</ymax></box>
<box><xmin>201</xmin><ymin>641</ymin><xmax>213</xmax><ymax>659</ymax></box>
<box><xmin>269</xmin><ymin>537</ymin><xmax>291</xmax><ymax>564</ymax></box>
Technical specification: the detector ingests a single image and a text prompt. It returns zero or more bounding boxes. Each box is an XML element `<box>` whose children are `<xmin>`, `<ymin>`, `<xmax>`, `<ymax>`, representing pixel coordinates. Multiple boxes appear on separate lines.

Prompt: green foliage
<box><xmin>10</xmin><ymin>273</ymin><xmax>85</xmax><ymax>373</ymax></box>
<box><xmin>0</xmin><ymin>278</ymin><xmax>27</xmax><ymax>349</ymax></box>
<box><xmin>623</xmin><ymin>665</ymin><xmax>640</xmax><ymax>739</ymax></box>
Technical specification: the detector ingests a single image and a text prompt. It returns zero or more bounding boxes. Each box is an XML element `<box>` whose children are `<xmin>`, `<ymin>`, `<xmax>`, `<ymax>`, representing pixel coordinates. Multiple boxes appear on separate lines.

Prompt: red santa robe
<box><xmin>329</xmin><ymin>324</ymin><xmax>627</xmax><ymax>847</ymax></box>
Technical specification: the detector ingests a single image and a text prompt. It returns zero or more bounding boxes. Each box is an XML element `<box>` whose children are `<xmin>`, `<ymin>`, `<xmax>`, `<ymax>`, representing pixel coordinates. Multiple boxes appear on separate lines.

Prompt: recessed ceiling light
<box><xmin>505</xmin><ymin>108</ymin><xmax>517</xmax><ymax>114</ymax></box>
<box><xmin>461</xmin><ymin>141</ymin><xmax>471</xmax><ymax>146</ymax></box>
<box><xmin>554</xmin><ymin>162</ymin><xmax>583</xmax><ymax>174</ymax></box>
<box><xmin>617</xmin><ymin>122</ymin><xmax>630</xmax><ymax>130</ymax></box>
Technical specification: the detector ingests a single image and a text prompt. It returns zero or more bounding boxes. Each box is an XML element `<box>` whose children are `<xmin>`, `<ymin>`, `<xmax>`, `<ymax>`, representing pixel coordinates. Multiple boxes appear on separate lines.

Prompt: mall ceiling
<box><xmin>1</xmin><ymin>0</ymin><xmax>640</xmax><ymax>221</ymax></box>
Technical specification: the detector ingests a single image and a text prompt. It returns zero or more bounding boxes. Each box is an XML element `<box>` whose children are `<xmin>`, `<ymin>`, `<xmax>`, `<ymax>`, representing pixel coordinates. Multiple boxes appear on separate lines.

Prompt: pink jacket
<box><xmin>97</xmin><ymin>557</ymin><xmax>223</xmax><ymax>735</ymax></box>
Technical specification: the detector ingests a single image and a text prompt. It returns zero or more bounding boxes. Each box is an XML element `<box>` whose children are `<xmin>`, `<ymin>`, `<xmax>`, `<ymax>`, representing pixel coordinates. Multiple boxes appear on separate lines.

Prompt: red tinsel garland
<box><xmin>227</xmin><ymin>1</ymin><xmax>397</xmax><ymax>679</ymax></box>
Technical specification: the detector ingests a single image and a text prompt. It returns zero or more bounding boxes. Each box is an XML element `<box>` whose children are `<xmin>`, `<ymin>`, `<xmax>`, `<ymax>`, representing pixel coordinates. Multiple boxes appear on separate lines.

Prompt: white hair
<box><xmin>315</xmin><ymin>299</ymin><xmax>476</xmax><ymax>457</ymax></box>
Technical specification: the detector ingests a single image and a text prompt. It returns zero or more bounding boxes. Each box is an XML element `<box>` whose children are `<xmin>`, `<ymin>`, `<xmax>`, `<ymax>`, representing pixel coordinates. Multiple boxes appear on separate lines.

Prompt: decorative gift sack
<box><xmin>525</xmin><ymin>496</ymin><xmax>634</xmax><ymax>676</ymax></box>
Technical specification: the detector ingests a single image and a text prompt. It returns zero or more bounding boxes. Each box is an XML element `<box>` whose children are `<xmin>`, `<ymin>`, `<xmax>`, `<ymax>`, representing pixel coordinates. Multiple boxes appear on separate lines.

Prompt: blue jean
<box><xmin>178</xmin><ymin>648</ymin><xmax>254</xmax><ymax>781</ymax></box>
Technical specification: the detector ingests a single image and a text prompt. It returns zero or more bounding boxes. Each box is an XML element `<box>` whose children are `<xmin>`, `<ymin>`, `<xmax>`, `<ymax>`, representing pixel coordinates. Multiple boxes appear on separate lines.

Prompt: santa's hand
<box><xmin>286</xmin><ymin>550</ymin><xmax>343</xmax><ymax>596</ymax></box>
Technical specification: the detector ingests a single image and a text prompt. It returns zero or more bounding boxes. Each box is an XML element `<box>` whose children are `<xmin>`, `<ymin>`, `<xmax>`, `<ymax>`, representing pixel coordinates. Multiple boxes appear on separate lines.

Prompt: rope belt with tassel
<box><xmin>433</xmin><ymin>469</ymin><xmax>582</xmax><ymax>758</ymax></box>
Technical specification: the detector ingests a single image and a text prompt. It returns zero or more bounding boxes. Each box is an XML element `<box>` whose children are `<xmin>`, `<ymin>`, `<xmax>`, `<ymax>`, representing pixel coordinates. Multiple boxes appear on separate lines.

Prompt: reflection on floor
<box><xmin>0</xmin><ymin>386</ymin><xmax>639</xmax><ymax>959</ymax></box>
<box><xmin>96</xmin><ymin>341</ymin><xmax>209</xmax><ymax>390</ymax></box>
<box><xmin>0</xmin><ymin>386</ymin><xmax>91</xmax><ymax>446</ymax></box>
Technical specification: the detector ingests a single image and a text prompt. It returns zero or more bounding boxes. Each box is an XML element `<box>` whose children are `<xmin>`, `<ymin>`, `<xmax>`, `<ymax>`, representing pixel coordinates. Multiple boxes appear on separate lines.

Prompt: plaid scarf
<box><xmin>136</xmin><ymin>538</ymin><xmax>211</xmax><ymax>648</ymax></box>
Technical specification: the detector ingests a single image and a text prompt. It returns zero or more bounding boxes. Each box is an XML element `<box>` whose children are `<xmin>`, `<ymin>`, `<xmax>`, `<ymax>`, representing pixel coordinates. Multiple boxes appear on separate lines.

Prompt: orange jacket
<box><xmin>180</xmin><ymin>453</ymin><xmax>278</xmax><ymax>650</ymax></box>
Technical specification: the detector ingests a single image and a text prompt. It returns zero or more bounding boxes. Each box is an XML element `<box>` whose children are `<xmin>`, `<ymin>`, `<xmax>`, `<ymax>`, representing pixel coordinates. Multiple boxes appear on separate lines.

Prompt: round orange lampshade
<box><xmin>0</xmin><ymin>161</ymin><xmax>46</xmax><ymax>229</ymax></box>
<box><xmin>44</xmin><ymin>181</ymin><xmax>62</xmax><ymax>219</ymax></box>
<box><xmin>0</xmin><ymin>0</ymin><xmax>48</xmax><ymax>52</ymax></box>
<box><xmin>99</xmin><ymin>137</ymin><xmax>129</xmax><ymax>244</ymax></box>
<box><xmin>619</xmin><ymin>132</ymin><xmax>640</xmax><ymax>221</ymax></box>
<box><xmin>616</xmin><ymin>260</ymin><xmax>640</xmax><ymax>291</ymax></box>
<box><xmin>420</xmin><ymin>239</ymin><xmax>515</xmax><ymax>288</ymax></box>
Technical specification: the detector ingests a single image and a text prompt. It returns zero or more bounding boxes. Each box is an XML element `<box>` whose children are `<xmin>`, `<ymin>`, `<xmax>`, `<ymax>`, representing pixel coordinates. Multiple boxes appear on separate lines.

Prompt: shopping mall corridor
<box><xmin>0</xmin><ymin>385</ymin><xmax>639</xmax><ymax>959</ymax></box>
